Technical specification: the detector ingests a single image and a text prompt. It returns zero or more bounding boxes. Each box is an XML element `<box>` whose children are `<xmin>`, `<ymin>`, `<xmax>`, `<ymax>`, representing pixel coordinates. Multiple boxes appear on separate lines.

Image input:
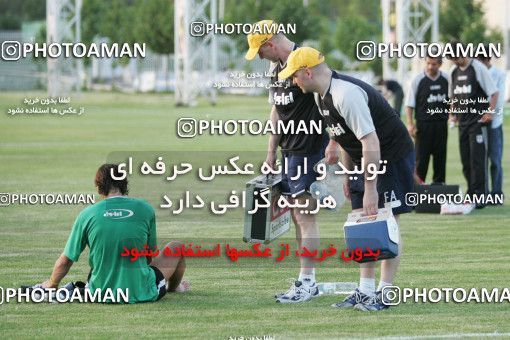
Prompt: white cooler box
<box><xmin>343</xmin><ymin>207</ymin><xmax>400</xmax><ymax>262</ymax></box>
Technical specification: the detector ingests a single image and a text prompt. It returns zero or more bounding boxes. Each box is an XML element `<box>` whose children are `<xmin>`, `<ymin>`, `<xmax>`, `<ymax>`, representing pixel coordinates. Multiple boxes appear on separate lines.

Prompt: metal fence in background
<box><xmin>0</xmin><ymin>30</ymin><xmax>270</xmax><ymax>95</ymax></box>
<box><xmin>0</xmin><ymin>31</ymin><xmax>46</xmax><ymax>92</ymax></box>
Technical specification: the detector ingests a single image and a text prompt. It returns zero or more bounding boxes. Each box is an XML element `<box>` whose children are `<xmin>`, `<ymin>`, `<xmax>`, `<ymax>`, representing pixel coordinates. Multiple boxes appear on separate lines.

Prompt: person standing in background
<box><xmin>379</xmin><ymin>79</ymin><xmax>404</xmax><ymax>116</ymax></box>
<box><xmin>448</xmin><ymin>41</ymin><xmax>499</xmax><ymax>209</ymax></box>
<box><xmin>477</xmin><ymin>48</ymin><xmax>505</xmax><ymax>204</ymax></box>
<box><xmin>405</xmin><ymin>56</ymin><xmax>450</xmax><ymax>184</ymax></box>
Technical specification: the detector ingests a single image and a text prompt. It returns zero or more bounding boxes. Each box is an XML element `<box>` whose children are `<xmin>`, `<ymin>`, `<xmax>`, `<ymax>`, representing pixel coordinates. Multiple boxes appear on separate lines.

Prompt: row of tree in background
<box><xmin>0</xmin><ymin>0</ymin><xmax>503</xmax><ymax>74</ymax></box>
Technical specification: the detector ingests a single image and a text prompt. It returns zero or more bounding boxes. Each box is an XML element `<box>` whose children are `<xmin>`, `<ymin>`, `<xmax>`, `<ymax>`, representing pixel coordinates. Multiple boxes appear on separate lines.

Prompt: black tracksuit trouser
<box><xmin>458</xmin><ymin>122</ymin><xmax>489</xmax><ymax>196</ymax></box>
<box><xmin>415</xmin><ymin>120</ymin><xmax>448</xmax><ymax>183</ymax></box>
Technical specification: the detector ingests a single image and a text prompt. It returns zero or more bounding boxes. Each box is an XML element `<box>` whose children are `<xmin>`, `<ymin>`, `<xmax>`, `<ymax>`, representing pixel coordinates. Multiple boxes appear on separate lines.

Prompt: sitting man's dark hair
<box><xmin>94</xmin><ymin>163</ymin><xmax>129</xmax><ymax>196</ymax></box>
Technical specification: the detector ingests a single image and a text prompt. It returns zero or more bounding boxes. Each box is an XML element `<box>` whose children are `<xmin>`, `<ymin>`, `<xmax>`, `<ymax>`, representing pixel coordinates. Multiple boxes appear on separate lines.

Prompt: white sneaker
<box><xmin>275</xmin><ymin>279</ymin><xmax>319</xmax><ymax>299</ymax></box>
<box><xmin>276</xmin><ymin>281</ymin><xmax>317</xmax><ymax>303</ymax></box>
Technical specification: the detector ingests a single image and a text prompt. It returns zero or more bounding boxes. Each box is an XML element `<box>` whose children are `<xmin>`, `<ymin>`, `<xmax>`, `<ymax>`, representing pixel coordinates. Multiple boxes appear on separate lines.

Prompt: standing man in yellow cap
<box><xmin>245</xmin><ymin>20</ymin><xmax>328</xmax><ymax>303</ymax></box>
<box><xmin>279</xmin><ymin>47</ymin><xmax>415</xmax><ymax>311</ymax></box>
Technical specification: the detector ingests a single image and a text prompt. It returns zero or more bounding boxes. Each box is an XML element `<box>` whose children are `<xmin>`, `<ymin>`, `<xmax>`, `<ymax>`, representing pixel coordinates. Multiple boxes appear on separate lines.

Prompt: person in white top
<box><xmin>477</xmin><ymin>48</ymin><xmax>505</xmax><ymax>203</ymax></box>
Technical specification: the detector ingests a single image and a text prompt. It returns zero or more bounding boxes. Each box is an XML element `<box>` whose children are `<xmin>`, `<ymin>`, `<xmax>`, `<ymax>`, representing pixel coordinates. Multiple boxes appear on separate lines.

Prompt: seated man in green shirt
<box><xmin>39</xmin><ymin>163</ymin><xmax>188</xmax><ymax>303</ymax></box>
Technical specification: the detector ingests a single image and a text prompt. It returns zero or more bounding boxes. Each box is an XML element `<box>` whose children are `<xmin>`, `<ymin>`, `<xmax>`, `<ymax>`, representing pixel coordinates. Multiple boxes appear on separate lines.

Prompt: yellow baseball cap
<box><xmin>245</xmin><ymin>20</ymin><xmax>276</xmax><ymax>60</ymax></box>
<box><xmin>278</xmin><ymin>47</ymin><xmax>325</xmax><ymax>79</ymax></box>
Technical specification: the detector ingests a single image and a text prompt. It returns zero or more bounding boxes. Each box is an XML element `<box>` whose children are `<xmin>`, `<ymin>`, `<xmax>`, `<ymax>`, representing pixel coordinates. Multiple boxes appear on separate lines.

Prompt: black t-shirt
<box><xmin>406</xmin><ymin>71</ymin><xmax>449</xmax><ymax>121</ymax></box>
<box><xmin>315</xmin><ymin>71</ymin><xmax>413</xmax><ymax>164</ymax></box>
<box><xmin>268</xmin><ymin>49</ymin><xmax>325</xmax><ymax>155</ymax></box>
<box><xmin>449</xmin><ymin>59</ymin><xmax>497</xmax><ymax>127</ymax></box>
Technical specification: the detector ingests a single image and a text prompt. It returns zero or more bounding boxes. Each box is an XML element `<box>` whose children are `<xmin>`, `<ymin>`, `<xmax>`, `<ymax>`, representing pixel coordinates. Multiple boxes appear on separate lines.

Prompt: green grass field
<box><xmin>1</xmin><ymin>91</ymin><xmax>509</xmax><ymax>339</ymax></box>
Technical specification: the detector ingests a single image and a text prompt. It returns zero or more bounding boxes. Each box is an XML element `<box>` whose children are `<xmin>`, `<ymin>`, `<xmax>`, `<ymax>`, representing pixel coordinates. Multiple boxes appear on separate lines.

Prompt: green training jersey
<box><xmin>64</xmin><ymin>196</ymin><xmax>158</xmax><ymax>303</ymax></box>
